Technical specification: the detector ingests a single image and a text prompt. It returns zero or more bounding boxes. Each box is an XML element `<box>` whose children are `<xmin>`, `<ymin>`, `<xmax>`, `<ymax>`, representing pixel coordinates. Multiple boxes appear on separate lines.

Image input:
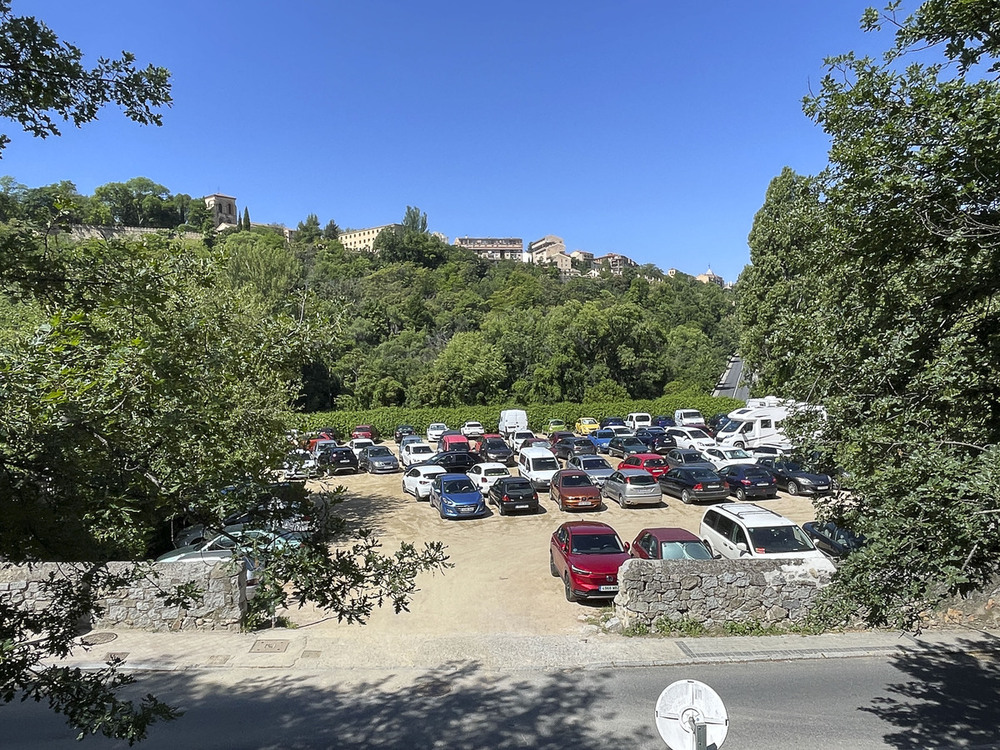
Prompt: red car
<box><xmin>351</xmin><ymin>424</ymin><xmax>378</xmax><ymax>440</ymax></box>
<box><xmin>549</xmin><ymin>521</ymin><xmax>630</xmax><ymax>602</ymax></box>
<box><xmin>618</xmin><ymin>452</ymin><xmax>671</xmax><ymax>479</ymax></box>
<box><xmin>550</xmin><ymin>469</ymin><xmax>602</xmax><ymax>511</ymax></box>
<box><xmin>629</xmin><ymin>527</ymin><xmax>714</xmax><ymax>560</ymax></box>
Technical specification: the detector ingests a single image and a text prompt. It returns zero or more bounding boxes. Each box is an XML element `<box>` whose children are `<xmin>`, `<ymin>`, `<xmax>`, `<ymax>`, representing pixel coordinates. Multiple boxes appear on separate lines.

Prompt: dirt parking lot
<box><xmin>288</xmin><ymin>446</ymin><xmax>820</xmax><ymax>637</ymax></box>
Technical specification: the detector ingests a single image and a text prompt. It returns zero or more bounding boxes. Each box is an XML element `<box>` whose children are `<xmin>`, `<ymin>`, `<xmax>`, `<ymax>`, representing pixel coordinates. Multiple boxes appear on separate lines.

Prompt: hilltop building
<box><xmin>339</xmin><ymin>224</ymin><xmax>403</xmax><ymax>253</ymax></box>
<box><xmin>454</xmin><ymin>236</ymin><xmax>523</xmax><ymax>261</ymax></box>
<box><xmin>696</xmin><ymin>267</ymin><xmax>724</xmax><ymax>287</ymax></box>
<box><xmin>593</xmin><ymin>252</ymin><xmax>638</xmax><ymax>276</ymax></box>
<box><xmin>204</xmin><ymin>193</ymin><xmax>238</xmax><ymax>229</ymax></box>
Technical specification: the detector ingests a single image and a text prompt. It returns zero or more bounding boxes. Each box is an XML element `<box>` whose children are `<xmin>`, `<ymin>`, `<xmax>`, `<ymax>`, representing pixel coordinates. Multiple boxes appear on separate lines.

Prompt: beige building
<box><xmin>339</xmin><ymin>224</ymin><xmax>402</xmax><ymax>253</ymax></box>
<box><xmin>454</xmin><ymin>236</ymin><xmax>523</xmax><ymax>261</ymax></box>
<box><xmin>696</xmin><ymin>267</ymin><xmax>724</xmax><ymax>287</ymax></box>
<box><xmin>592</xmin><ymin>252</ymin><xmax>638</xmax><ymax>276</ymax></box>
<box><xmin>527</xmin><ymin>235</ymin><xmax>566</xmax><ymax>264</ymax></box>
<box><xmin>204</xmin><ymin>193</ymin><xmax>238</xmax><ymax>229</ymax></box>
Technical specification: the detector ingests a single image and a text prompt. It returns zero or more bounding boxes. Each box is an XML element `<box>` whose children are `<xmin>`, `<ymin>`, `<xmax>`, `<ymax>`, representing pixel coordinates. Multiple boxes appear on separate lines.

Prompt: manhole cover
<box><xmin>412</xmin><ymin>677</ymin><xmax>452</xmax><ymax>696</ymax></box>
<box><xmin>249</xmin><ymin>639</ymin><xmax>289</xmax><ymax>654</ymax></box>
<box><xmin>80</xmin><ymin>632</ymin><xmax>117</xmax><ymax>646</ymax></box>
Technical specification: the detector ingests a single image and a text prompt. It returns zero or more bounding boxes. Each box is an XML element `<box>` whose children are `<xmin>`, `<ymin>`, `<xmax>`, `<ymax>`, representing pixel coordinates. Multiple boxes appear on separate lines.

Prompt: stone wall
<box><xmin>0</xmin><ymin>560</ymin><xmax>246</xmax><ymax>632</ymax></box>
<box><xmin>614</xmin><ymin>558</ymin><xmax>832</xmax><ymax>630</ymax></box>
<box><xmin>45</xmin><ymin>225</ymin><xmax>202</xmax><ymax>242</ymax></box>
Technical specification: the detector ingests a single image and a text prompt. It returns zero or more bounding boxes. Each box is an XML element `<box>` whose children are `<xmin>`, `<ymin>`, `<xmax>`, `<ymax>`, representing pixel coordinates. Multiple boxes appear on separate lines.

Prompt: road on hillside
<box><xmin>10</xmin><ymin>646</ymin><xmax>999</xmax><ymax>749</ymax></box>
<box><xmin>713</xmin><ymin>355</ymin><xmax>749</xmax><ymax>401</ymax></box>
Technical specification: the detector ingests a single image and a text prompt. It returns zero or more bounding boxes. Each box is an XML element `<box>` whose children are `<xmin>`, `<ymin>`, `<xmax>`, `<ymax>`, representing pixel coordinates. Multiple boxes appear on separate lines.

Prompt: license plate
<box><xmin>756</xmin><ymin>482</ymin><xmax>770</xmax><ymax>486</ymax></box>
<box><xmin>817</xmin><ymin>485</ymin><xmax>828</xmax><ymax>491</ymax></box>
<box><xmin>598</xmin><ymin>585</ymin><xmax>618</xmax><ymax>592</ymax></box>
<box><xmin>513</xmin><ymin>504</ymin><xmax>528</xmax><ymax>509</ymax></box>
<box><xmin>459</xmin><ymin>507</ymin><xmax>475</xmax><ymax>514</ymax></box>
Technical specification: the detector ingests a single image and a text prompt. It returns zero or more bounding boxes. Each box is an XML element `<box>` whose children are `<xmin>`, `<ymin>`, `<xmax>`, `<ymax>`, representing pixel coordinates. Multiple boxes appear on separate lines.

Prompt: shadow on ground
<box><xmin>861</xmin><ymin>634</ymin><xmax>1000</xmax><ymax>749</ymax></box>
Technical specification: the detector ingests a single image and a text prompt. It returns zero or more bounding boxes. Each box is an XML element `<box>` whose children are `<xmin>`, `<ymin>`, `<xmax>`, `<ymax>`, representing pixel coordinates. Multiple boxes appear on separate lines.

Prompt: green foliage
<box><xmin>738</xmin><ymin>0</ymin><xmax>1000</xmax><ymax>629</ymax></box>
<box><xmin>652</xmin><ymin>616</ymin><xmax>707</xmax><ymax>637</ymax></box>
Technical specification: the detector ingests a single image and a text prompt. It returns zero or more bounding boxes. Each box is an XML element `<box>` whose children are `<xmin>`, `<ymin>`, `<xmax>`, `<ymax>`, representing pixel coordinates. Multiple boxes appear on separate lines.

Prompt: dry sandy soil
<box><xmin>286</xmin><ymin>446</ymin><xmax>820</xmax><ymax>638</ymax></box>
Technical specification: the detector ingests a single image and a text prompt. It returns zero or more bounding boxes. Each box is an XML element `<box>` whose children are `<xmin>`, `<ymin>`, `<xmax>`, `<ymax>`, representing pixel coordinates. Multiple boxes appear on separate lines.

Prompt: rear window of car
<box><xmin>503</xmin><ymin>479</ymin><xmax>532</xmax><ymax>491</ymax></box>
<box><xmin>484</xmin><ymin>438</ymin><xmax>507</xmax><ymax>448</ymax></box>
<box><xmin>485</xmin><ymin>468</ymin><xmax>507</xmax><ymax>476</ymax></box>
<box><xmin>690</xmin><ymin>469</ymin><xmax>719</xmax><ymax>480</ymax></box>
<box><xmin>580</xmin><ymin>457</ymin><xmax>608</xmax><ymax>468</ymax></box>
<box><xmin>643</xmin><ymin>458</ymin><xmax>667</xmax><ymax>467</ymax></box>
<box><xmin>627</xmin><ymin>474</ymin><xmax>656</xmax><ymax>485</ymax></box>
<box><xmin>661</xmin><ymin>541</ymin><xmax>713</xmax><ymax>560</ymax></box>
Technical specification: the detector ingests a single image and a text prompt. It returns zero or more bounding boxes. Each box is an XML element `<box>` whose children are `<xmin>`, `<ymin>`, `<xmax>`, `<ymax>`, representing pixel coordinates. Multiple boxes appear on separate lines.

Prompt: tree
<box><xmin>322</xmin><ymin>219</ymin><xmax>339</xmax><ymax>240</ymax></box>
<box><xmin>739</xmin><ymin>0</ymin><xmax>1000</xmax><ymax>629</ymax></box>
<box><xmin>242</xmin><ymin>206</ymin><xmax>250</xmax><ymax>230</ymax></box>
<box><xmin>295</xmin><ymin>213</ymin><xmax>321</xmax><ymax>244</ymax></box>
<box><xmin>402</xmin><ymin>205</ymin><xmax>428</xmax><ymax>234</ymax></box>
<box><xmin>0</xmin><ymin>1</ymin><xmax>171</xmax><ymax>156</ymax></box>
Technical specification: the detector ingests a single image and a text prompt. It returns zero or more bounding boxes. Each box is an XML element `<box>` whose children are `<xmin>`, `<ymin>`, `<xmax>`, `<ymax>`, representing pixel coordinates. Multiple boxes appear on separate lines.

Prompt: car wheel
<box><xmin>735</xmin><ymin>487</ymin><xmax>746</xmax><ymax>502</ymax></box>
<box><xmin>681</xmin><ymin>489</ymin><xmax>692</xmax><ymax>505</ymax></box>
<box><xmin>498</xmin><ymin>500</ymin><xmax>505</xmax><ymax>516</ymax></box>
<box><xmin>549</xmin><ymin>552</ymin><xmax>559</xmax><ymax>577</ymax></box>
<box><xmin>787</xmin><ymin>481</ymin><xmax>799</xmax><ymax>496</ymax></box>
<box><xmin>563</xmin><ymin>573</ymin><xmax>577</xmax><ymax>602</ymax></box>
<box><xmin>734</xmin><ymin>441</ymin><xmax>745</xmax><ymax>449</ymax></box>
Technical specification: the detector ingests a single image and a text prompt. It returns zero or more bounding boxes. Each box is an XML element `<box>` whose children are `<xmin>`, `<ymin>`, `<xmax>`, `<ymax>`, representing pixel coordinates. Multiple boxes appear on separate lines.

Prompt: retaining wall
<box><xmin>614</xmin><ymin>558</ymin><xmax>832</xmax><ymax>629</ymax></box>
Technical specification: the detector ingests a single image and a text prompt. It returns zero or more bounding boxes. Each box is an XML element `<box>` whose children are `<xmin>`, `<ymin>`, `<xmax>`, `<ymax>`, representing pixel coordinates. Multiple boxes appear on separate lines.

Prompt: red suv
<box><xmin>351</xmin><ymin>424</ymin><xmax>378</xmax><ymax>440</ymax></box>
<box><xmin>549</xmin><ymin>521</ymin><xmax>630</xmax><ymax>602</ymax></box>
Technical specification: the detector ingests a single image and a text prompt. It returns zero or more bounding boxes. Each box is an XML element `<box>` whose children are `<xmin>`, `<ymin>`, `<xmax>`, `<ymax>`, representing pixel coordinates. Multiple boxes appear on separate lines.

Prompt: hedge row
<box><xmin>292</xmin><ymin>391</ymin><xmax>745</xmax><ymax>439</ymax></box>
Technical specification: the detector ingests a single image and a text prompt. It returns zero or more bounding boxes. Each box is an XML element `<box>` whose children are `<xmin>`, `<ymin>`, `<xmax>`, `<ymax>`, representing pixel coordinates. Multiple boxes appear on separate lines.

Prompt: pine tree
<box><xmin>243</xmin><ymin>206</ymin><xmax>251</xmax><ymax>230</ymax></box>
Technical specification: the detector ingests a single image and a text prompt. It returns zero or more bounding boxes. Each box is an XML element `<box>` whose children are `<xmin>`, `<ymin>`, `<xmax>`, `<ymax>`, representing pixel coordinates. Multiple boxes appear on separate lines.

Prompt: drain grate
<box><xmin>80</xmin><ymin>632</ymin><xmax>117</xmax><ymax>646</ymax></box>
<box><xmin>300</xmin><ymin>650</ymin><xmax>322</xmax><ymax>659</ymax></box>
<box><xmin>249</xmin><ymin>639</ymin><xmax>289</xmax><ymax>654</ymax></box>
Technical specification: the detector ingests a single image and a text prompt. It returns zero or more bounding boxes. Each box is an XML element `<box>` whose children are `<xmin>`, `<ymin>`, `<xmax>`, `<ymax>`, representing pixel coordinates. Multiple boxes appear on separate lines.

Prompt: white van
<box><xmin>498</xmin><ymin>409</ymin><xmax>528</xmax><ymax>440</ymax></box>
<box><xmin>624</xmin><ymin>412</ymin><xmax>651</xmax><ymax>431</ymax></box>
<box><xmin>674</xmin><ymin>409</ymin><xmax>705</xmax><ymax>426</ymax></box>
<box><xmin>517</xmin><ymin>446</ymin><xmax>560</xmax><ymax>490</ymax></box>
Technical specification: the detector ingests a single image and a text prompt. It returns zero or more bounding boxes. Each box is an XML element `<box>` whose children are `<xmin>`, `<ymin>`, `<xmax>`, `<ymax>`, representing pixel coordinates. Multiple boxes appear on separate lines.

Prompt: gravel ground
<box><xmin>287</xmin><ymin>444</ymin><xmax>820</xmax><ymax>637</ymax></box>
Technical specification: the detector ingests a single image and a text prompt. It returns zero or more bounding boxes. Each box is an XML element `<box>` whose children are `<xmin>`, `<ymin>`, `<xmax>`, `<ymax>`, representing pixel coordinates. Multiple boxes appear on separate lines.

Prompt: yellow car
<box><xmin>575</xmin><ymin>417</ymin><xmax>599</xmax><ymax>435</ymax></box>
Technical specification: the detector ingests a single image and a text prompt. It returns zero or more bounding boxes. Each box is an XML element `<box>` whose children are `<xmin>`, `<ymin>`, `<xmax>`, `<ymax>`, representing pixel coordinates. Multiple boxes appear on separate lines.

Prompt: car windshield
<box><xmin>580</xmin><ymin>457</ymin><xmax>610</xmax><ymax>469</ymax></box>
<box><xmin>627</xmin><ymin>474</ymin><xmax>656</xmax><ymax>486</ymax></box>
<box><xmin>368</xmin><ymin>447</ymin><xmax>391</xmax><ymax>457</ymax></box>
<box><xmin>484</xmin><ymin>438</ymin><xmax>507</xmax><ymax>448</ymax></box>
<box><xmin>531</xmin><ymin>441</ymin><xmax>553</xmax><ymax>451</ymax></box>
<box><xmin>533</xmin><ymin>457</ymin><xmax>559</xmax><ymax>471</ymax></box>
<box><xmin>560</xmin><ymin>474</ymin><xmax>593</xmax><ymax>487</ymax></box>
<box><xmin>571</xmin><ymin>533</ymin><xmax>625</xmax><ymax>554</ymax></box>
<box><xmin>749</xmin><ymin>525</ymin><xmax>816</xmax><ymax>554</ymax></box>
<box><xmin>661</xmin><ymin>541</ymin><xmax>713</xmax><ymax>560</ymax></box>
<box><xmin>688</xmin><ymin>429</ymin><xmax>710</xmax><ymax>440</ymax></box>
<box><xmin>780</xmin><ymin>462</ymin><xmax>804</xmax><ymax>472</ymax></box>
<box><xmin>594</xmin><ymin>430</ymin><xmax>613</xmax><ymax>438</ymax></box>
<box><xmin>444</xmin><ymin>480</ymin><xmax>476</xmax><ymax>494</ymax></box>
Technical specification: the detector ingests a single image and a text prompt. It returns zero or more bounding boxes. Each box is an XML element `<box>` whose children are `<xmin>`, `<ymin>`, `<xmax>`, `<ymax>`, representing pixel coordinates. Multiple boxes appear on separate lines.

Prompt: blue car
<box><xmin>588</xmin><ymin>428</ymin><xmax>616</xmax><ymax>454</ymax></box>
<box><xmin>429</xmin><ymin>473</ymin><xmax>487</xmax><ymax>519</ymax></box>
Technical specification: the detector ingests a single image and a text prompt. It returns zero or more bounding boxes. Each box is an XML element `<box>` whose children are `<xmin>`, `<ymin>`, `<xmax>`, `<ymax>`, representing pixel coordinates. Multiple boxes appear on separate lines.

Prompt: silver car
<box><xmin>567</xmin><ymin>454</ymin><xmax>615</xmax><ymax>486</ymax></box>
<box><xmin>600</xmin><ymin>468</ymin><xmax>663</xmax><ymax>508</ymax></box>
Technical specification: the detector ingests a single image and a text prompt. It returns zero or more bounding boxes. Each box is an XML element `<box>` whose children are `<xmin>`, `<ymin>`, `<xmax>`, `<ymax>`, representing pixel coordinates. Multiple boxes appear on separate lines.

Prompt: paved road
<box><xmin>11</xmin><ymin>643</ymin><xmax>1000</xmax><ymax>749</ymax></box>
<box><xmin>713</xmin><ymin>355</ymin><xmax>749</xmax><ymax>401</ymax></box>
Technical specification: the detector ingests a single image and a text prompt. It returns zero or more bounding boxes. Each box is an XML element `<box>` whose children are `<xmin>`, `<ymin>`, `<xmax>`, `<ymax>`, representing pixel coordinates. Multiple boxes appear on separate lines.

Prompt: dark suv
<box><xmin>420</xmin><ymin>450</ymin><xmax>482</xmax><ymax>474</ymax></box>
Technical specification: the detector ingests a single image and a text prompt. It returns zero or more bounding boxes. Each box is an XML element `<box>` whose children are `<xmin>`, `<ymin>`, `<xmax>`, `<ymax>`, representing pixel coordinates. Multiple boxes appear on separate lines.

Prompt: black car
<box><xmin>315</xmin><ymin>446</ymin><xmax>358</xmax><ymax>475</ymax></box>
<box><xmin>419</xmin><ymin>450</ymin><xmax>482</xmax><ymax>474</ymax></box>
<box><xmin>649</xmin><ymin>434</ymin><xmax>677</xmax><ymax>455</ymax></box>
<box><xmin>633</xmin><ymin>427</ymin><xmax>667</xmax><ymax>450</ymax></box>
<box><xmin>802</xmin><ymin>521</ymin><xmax>866</xmax><ymax>560</ymax></box>
<box><xmin>658</xmin><ymin>467</ymin><xmax>729</xmax><ymax>504</ymax></box>
<box><xmin>393</xmin><ymin>425</ymin><xmax>416</xmax><ymax>443</ymax></box>
<box><xmin>551</xmin><ymin>437</ymin><xmax>598</xmax><ymax>461</ymax></box>
<box><xmin>716</xmin><ymin>464</ymin><xmax>778</xmax><ymax>500</ymax></box>
<box><xmin>664</xmin><ymin>448</ymin><xmax>715</xmax><ymax>470</ymax></box>
<box><xmin>600</xmin><ymin>416</ymin><xmax>626</xmax><ymax>428</ymax></box>
<box><xmin>756</xmin><ymin>457</ymin><xmax>832</xmax><ymax>496</ymax></box>
<box><xmin>487</xmin><ymin>476</ymin><xmax>539</xmax><ymax>515</ymax></box>
<box><xmin>706</xmin><ymin>413</ymin><xmax>731</xmax><ymax>435</ymax></box>
<box><xmin>607</xmin><ymin>436</ymin><xmax>647</xmax><ymax>458</ymax></box>
<box><xmin>478</xmin><ymin>436</ymin><xmax>514</xmax><ymax>466</ymax></box>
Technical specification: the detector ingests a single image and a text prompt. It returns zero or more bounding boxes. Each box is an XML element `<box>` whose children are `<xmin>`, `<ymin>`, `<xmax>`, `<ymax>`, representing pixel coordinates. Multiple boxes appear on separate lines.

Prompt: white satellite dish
<box><xmin>655</xmin><ymin>679</ymin><xmax>729</xmax><ymax>750</ymax></box>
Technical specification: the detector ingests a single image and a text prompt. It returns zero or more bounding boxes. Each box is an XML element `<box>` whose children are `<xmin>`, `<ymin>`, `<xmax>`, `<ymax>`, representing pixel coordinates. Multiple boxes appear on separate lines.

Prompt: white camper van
<box><xmin>714</xmin><ymin>398</ymin><xmax>794</xmax><ymax>450</ymax></box>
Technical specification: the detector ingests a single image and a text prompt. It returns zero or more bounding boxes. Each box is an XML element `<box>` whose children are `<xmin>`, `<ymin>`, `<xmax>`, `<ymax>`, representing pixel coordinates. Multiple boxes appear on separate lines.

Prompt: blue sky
<box><xmin>6</xmin><ymin>2</ymin><xmax>890</xmax><ymax>282</ymax></box>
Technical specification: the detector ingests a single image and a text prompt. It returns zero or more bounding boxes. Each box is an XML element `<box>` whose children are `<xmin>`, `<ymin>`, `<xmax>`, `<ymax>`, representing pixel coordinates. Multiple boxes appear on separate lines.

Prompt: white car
<box><xmin>426</xmin><ymin>423</ymin><xmax>449</xmax><ymax>443</ymax></box>
<box><xmin>610</xmin><ymin>425</ymin><xmax>633</xmax><ymax>438</ymax></box>
<box><xmin>511</xmin><ymin>430</ymin><xmax>535</xmax><ymax>452</ymax></box>
<box><xmin>278</xmin><ymin>449</ymin><xmax>318</xmax><ymax>481</ymax></box>
<box><xmin>666</xmin><ymin>426</ymin><xmax>715</xmax><ymax>451</ymax></box>
<box><xmin>460</xmin><ymin>421</ymin><xmax>485</xmax><ymax>439</ymax></box>
<box><xmin>700</xmin><ymin>504</ymin><xmax>835</xmax><ymax>572</ymax></box>
<box><xmin>700</xmin><ymin>446</ymin><xmax>758</xmax><ymax>470</ymax></box>
<box><xmin>347</xmin><ymin>438</ymin><xmax>375</xmax><ymax>458</ymax></box>
<box><xmin>400</xmin><ymin>441</ymin><xmax>437</xmax><ymax>467</ymax></box>
<box><xmin>466</xmin><ymin>462</ymin><xmax>511</xmax><ymax>493</ymax></box>
<box><xmin>401</xmin><ymin>465</ymin><xmax>448</xmax><ymax>500</ymax></box>
<box><xmin>156</xmin><ymin>527</ymin><xmax>302</xmax><ymax>563</ymax></box>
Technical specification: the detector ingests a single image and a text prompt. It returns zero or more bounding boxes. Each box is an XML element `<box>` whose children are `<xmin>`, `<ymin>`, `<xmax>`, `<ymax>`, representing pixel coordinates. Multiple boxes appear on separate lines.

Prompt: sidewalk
<box><xmin>50</xmin><ymin>624</ymin><xmax>1000</xmax><ymax>674</ymax></box>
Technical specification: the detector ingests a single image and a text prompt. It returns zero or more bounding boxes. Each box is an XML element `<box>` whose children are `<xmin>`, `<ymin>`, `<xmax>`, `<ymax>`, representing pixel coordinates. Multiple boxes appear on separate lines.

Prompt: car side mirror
<box><xmin>624</xmin><ymin>542</ymin><xmax>630</xmax><ymax>551</ymax></box>
<box><xmin>736</xmin><ymin>542</ymin><xmax>749</xmax><ymax>556</ymax></box>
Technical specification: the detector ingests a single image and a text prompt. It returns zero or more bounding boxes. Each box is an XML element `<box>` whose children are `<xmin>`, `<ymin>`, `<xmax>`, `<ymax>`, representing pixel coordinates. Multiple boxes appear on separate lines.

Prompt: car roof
<box><xmin>475</xmin><ymin>462</ymin><xmax>508</xmax><ymax>470</ymax></box>
<box><xmin>521</xmin><ymin>446</ymin><xmax>556</xmax><ymax>457</ymax></box>
<box><xmin>705</xmin><ymin>503</ymin><xmax>795</xmax><ymax>527</ymax></box>
<box><xmin>637</xmin><ymin>527</ymin><xmax>702</xmax><ymax>543</ymax></box>
<box><xmin>439</xmin><ymin>472</ymin><xmax>473</xmax><ymax>480</ymax></box>
<box><xmin>629</xmin><ymin>453</ymin><xmax>662</xmax><ymax>461</ymax></box>
<box><xmin>554</xmin><ymin>468</ymin><xmax>588</xmax><ymax>477</ymax></box>
<box><xmin>617</xmin><ymin>467</ymin><xmax>654</xmax><ymax>476</ymax></box>
<box><xmin>415</xmin><ymin>465</ymin><xmax>447</xmax><ymax>474</ymax></box>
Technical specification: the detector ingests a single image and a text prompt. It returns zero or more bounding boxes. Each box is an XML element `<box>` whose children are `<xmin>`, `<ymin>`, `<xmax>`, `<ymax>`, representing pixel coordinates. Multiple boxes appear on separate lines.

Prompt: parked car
<box><xmin>651</xmin><ymin>415</ymin><xmax>676</xmax><ymax>428</ymax></box>
<box><xmin>624</xmin><ymin>412</ymin><xmax>652</xmax><ymax>431</ymax></box>
<box><xmin>520</xmin><ymin>437</ymin><xmax>554</xmax><ymax>454</ymax></box>
<box><xmin>700</xmin><ymin>446</ymin><xmax>757</xmax><ymax>470</ymax></box>
<box><xmin>420</xmin><ymin>450</ymin><xmax>482</xmax><ymax>474</ymax></box>
<box><xmin>439</xmin><ymin>433</ymin><xmax>472</xmax><ymax>453</ymax></box>
<box><xmin>400</xmin><ymin>441</ymin><xmax>437</xmax><ymax>468</ymax></box>
<box><xmin>401</xmin><ymin>464</ymin><xmax>449</xmax><ymax>500</ymax></box>
<box><xmin>460</xmin><ymin>421</ymin><xmax>485</xmax><ymax>439</ymax></box>
<box><xmin>664</xmin><ymin>448</ymin><xmax>717</xmax><ymax>471</ymax></box>
<box><xmin>466</xmin><ymin>462</ymin><xmax>511</xmax><ymax>493</ymax></box>
<box><xmin>567</xmin><ymin>454</ymin><xmax>615</xmax><ymax>486</ymax></box>
<box><xmin>618</xmin><ymin>452</ymin><xmax>671</xmax><ymax>479</ymax></box>
<box><xmin>802</xmin><ymin>520</ymin><xmax>867</xmax><ymax>560</ymax></box>
<box><xmin>699</xmin><ymin>504</ymin><xmax>834</xmax><ymax>570</ymax></box>
<box><xmin>517</xmin><ymin>446</ymin><xmax>561</xmax><ymax>490</ymax></box>
<box><xmin>588</xmin><ymin>428</ymin><xmax>616</xmax><ymax>454</ymax></box>
<box><xmin>157</xmin><ymin>527</ymin><xmax>301</xmax><ymax>563</ymax></box>
<box><xmin>607</xmin><ymin>436</ymin><xmax>648</xmax><ymax>459</ymax></box>
<box><xmin>511</xmin><ymin>430</ymin><xmax>536</xmax><ymax>452</ymax></box>
<box><xmin>610</xmin><ymin>425</ymin><xmax>634</xmax><ymax>438</ymax></box>
<box><xmin>428</xmin><ymin>473</ymin><xmax>487</xmax><ymax>520</ymax></box>
<box><xmin>600</xmin><ymin>417</ymin><xmax>626</xmax><ymax>428</ymax></box>
<box><xmin>307</xmin><ymin>438</ymin><xmax>337</xmax><ymax>459</ymax></box>
<box><xmin>347</xmin><ymin>438</ymin><xmax>375</xmax><ymax>459</ymax></box>
<box><xmin>629</xmin><ymin>528</ymin><xmax>713</xmax><ymax>560</ymax></box>
<box><xmin>351</xmin><ymin>424</ymin><xmax>379</xmax><ymax>441</ymax></box>
<box><xmin>399</xmin><ymin>434</ymin><xmax>424</xmax><ymax>451</ymax></box>
<box><xmin>658</xmin><ymin>466</ymin><xmax>729</xmax><ymax>504</ymax></box>
<box><xmin>358</xmin><ymin>445</ymin><xmax>400</xmax><ymax>474</ymax></box>
<box><xmin>716</xmin><ymin>463</ymin><xmax>778</xmax><ymax>501</ymax></box>
<box><xmin>545</xmin><ymin>418</ymin><xmax>567</xmax><ymax>434</ymax></box>
<box><xmin>477</xmin><ymin>435</ymin><xmax>514</xmax><ymax>466</ymax></box>
<box><xmin>426</xmin><ymin>423</ymin><xmax>448</xmax><ymax>443</ymax></box>
<box><xmin>633</xmin><ymin>427</ymin><xmax>667</xmax><ymax>450</ymax></box>
<box><xmin>649</xmin><ymin>434</ymin><xmax>678</xmax><ymax>455</ymax></box>
<box><xmin>315</xmin><ymin>445</ymin><xmax>358</xmax><ymax>475</ymax></box>
<box><xmin>498</xmin><ymin>409</ymin><xmax>528</xmax><ymax>441</ymax></box>
<box><xmin>278</xmin><ymin>449</ymin><xmax>318</xmax><ymax>481</ymax></box>
<box><xmin>548</xmin><ymin>430</ymin><xmax>575</xmax><ymax>445</ymax></box>
<box><xmin>487</xmin><ymin>476</ymin><xmax>539</xmax><ymax>515</ymax></box>
<box><xmin>550</xmin><ymin>469</ymin><xmax>603</xmax><ymax>511</ymax></box>
<box><xmin>393</xmin><ymin>425</ymin><xmax>415</xmax><ymax>443</ymax></box>
<box><xmin>674</xmin><ymin>409</ymin><xmax>705</xmax><ymax>427</ymax></box>
<box><xmin>551</xmin><ymin>436</ymin><xmax>598</xmax><ymax>462</ymax></box>
<box><xmin>549</xmin><ymin>521</ymin><xmax>630</xmax><ymax>602</ymax></box>
<box><xmin>575</xmin><ymin>417</ymin><xmax>599</xmax><ymax>435</ymax></box>
<box><xmin>665</xmin><ymin>426</ymin><xmax>716</xmax><ymax>451</ymax></box>
<box><xmin>601</xmin><ymin>468</ymin><xmax>663</xmax><ymax>508</ymax></box>
<box><xmin>755</xmin><ymin>457</ymin><xmax>832</xmax><ymax>496</ymax></box>
<box><xmin>706</xmin><ymin>413</ymin><xmax>732</xmax><ymax>435</ymax></box>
